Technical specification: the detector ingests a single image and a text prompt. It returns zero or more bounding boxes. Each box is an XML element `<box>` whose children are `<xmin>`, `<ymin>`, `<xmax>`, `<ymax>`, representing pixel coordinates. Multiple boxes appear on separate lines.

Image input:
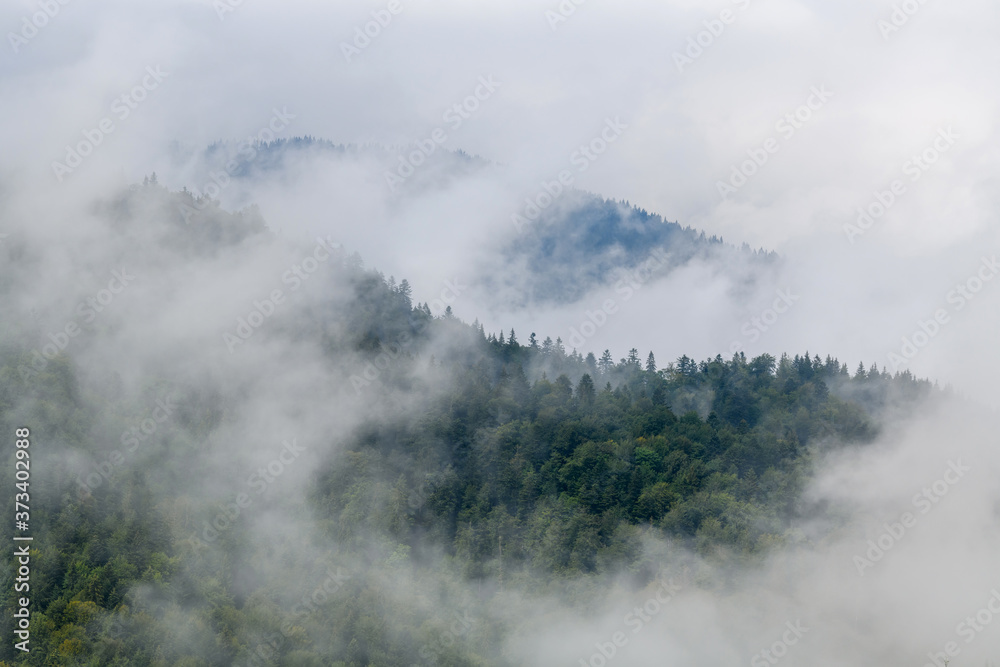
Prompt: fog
<box><xmin>2</xmin><ymin>0</ymin><xmax>999</xmax><ymax>665</ymax></box>
<box><xmin>505</xmin><ymin>395</ymin><xmax>1000</xmax><ymax>666</ymax></box>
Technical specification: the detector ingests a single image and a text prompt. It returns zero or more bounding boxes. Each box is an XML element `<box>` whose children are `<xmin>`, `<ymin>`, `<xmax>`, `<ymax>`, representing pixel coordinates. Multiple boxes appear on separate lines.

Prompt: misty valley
<box><xmin>2</xmin><ymin>182</ymin><xmax>993</xmax><ymax>666</ymax></box>
<box><xmin>4</xmin><ymin>1</ymin><xmax>999</xmax><ymax>664</ymax></box>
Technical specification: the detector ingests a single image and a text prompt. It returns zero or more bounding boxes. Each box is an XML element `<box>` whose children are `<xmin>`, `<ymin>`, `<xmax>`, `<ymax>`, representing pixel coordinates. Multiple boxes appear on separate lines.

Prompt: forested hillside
<box><xmin>323</xmin><ymin>332</ymin><xmax>932</xmax><ymax>586</ymax></box>
<box><xmin>497</xmin><ymin>192</ymin><xmax>777</xmax><ymax>306</ymax></box>
<box><xmin>0</xmin><ymin>185</ymin><xmax>938</xmax><ymax>665</ymax></box>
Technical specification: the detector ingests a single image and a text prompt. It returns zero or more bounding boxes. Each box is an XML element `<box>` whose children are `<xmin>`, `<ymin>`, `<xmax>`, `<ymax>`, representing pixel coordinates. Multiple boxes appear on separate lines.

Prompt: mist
<box><xmin>2</xmin><ymin>1</ymin><xmax>999</xmax><ymax>665</ymax></box>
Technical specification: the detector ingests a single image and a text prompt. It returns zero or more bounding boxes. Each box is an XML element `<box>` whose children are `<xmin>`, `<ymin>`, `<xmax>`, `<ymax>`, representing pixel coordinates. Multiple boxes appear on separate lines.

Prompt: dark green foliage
<box><xmin>319</xmin><ymin>317</ymin><xmax>934</xmax><ymax>586</ymax></box>
<box><xmin>0</xmin><ymin>186</ymin><xmax>938</xmax><ymax>665</ymax></box>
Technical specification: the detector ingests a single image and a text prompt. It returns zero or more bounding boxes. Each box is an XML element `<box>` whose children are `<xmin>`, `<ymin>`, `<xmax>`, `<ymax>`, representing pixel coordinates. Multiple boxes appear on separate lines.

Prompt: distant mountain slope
<box><xmin>169</xmin><ymin>135</ymin><xmax>489</xmax><ymax>195</ymax></box>
<box><xmin>492</xmin><ymin>190</ymin><xmax>777</xmax><ymax>306</ymax></box>
<box><xmin>165</xmin><ymin>136</ymin><xmax>781</xmax><ymax>311</ymax></box>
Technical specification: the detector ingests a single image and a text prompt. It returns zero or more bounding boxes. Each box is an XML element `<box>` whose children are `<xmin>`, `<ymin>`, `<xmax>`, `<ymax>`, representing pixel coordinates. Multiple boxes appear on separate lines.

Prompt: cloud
<box><xmin>2</xmin><ymin>1</ymin><xmax>999</xmax><ymax>663</ymax></box>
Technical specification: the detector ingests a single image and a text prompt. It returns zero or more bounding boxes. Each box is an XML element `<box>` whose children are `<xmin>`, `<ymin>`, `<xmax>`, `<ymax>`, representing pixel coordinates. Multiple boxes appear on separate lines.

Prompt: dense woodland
<box><xmin>0</xmin><ymin>184</ymin><xmax>937</xmax><ymax>665</ymax></box>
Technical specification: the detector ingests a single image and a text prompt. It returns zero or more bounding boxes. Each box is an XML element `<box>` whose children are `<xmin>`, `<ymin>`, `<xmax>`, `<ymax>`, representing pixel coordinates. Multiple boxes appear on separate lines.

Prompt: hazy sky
<box><xmin>4</xmin><ymin>4</ymin><xmax>1000</xmax><ymax>665</ymax></box>
<box><xmin>2</xmin><ymin>0</ymin><xmax>999</xmax><ymax>404</ymax></box>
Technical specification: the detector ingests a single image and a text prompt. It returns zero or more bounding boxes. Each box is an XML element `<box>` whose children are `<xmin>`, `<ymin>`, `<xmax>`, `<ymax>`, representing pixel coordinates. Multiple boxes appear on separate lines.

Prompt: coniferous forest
<box><xmin>0</xmin><ymin>185</ymin><xmax>944</xmax><ymax>666</ymax></box>
<box><xmin>3</xmin><ymin>3</ymin><xmax>996</xmax><ymax>664</ymax></box>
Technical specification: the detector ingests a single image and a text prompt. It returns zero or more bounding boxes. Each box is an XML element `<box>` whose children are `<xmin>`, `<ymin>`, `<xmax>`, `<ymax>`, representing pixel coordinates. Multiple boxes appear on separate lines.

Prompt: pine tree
<box><xmin>677</xmin><ymin>355</ymin><xmax>695</xmax><ymax>376</ymax></box>
<box><xmin>646</xmin><ymin>351</ymin><xmax>657</xmax><ymax>373</ymax></box>
<box><xmin>576</xmin><ymin>374</ymin><xmax>595</xmax><ymax>405</ymax></box>
<box><xmin>398</xmin><ymin>279</ymin><xmax>412</xmax><ymax>307</ymax></box>
<box><xmin>599</xmin><ymin>350</ymin><xmax>614</xmax><ymax>375</ymax></box>
<box><xmin>541</xmin><ymin>337</ymin><xmax>553</xmax><ymax>355</ymax></box>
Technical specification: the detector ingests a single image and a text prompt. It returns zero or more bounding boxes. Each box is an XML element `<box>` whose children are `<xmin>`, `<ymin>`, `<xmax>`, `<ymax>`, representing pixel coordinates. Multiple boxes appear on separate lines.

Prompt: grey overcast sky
<box><xmin>2</xmin><ymin>0</ymin><xmax>999</xmax><ymax>404</ymax></box>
